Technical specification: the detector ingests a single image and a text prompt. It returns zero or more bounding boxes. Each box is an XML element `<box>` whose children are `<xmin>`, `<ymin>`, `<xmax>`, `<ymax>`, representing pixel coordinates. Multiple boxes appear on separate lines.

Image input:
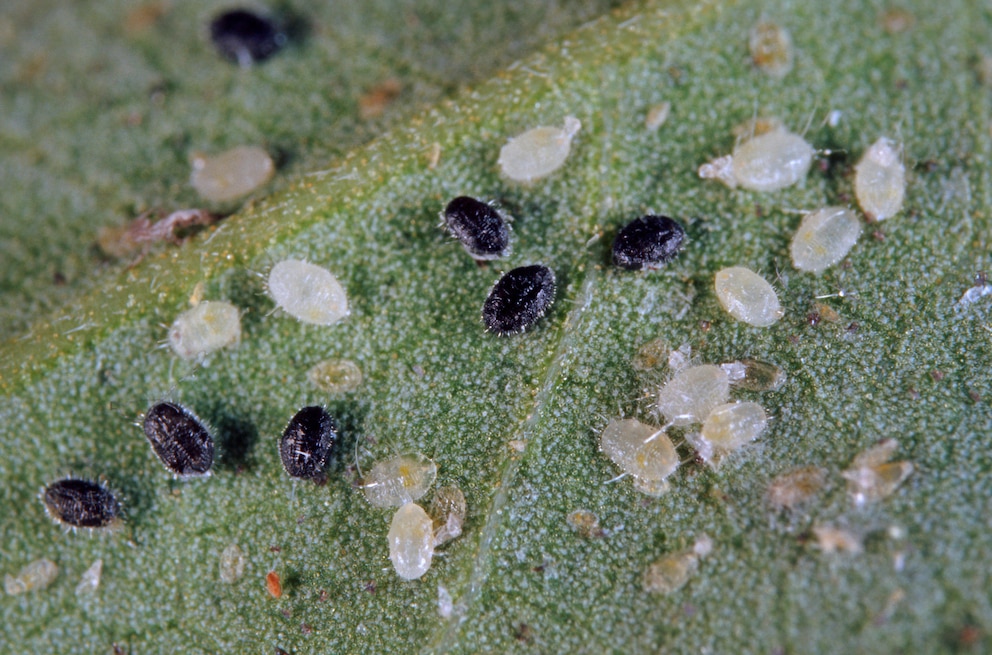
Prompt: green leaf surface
<box><xmin>2</xmin><ymin>0</ymin><xmax>992</xmax><ymax>653</ymax></box>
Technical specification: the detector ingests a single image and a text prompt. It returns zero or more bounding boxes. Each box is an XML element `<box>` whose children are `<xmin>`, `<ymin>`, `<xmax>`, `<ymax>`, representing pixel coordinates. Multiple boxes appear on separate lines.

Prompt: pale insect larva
<box><xmin>749</xmin><ymin>21</ymin><xmax>794</xmax><ymax>78</ymax></box>
<box><xmin>306</xmin><ymin>358</ymin><xmax>363</xmax><ymax>393</ymax></box>
<box><xmin>691</xmin><ymin>401</ymin><xmax>768</xmax><ymax>465</ymax></box>
<box><xmin>219</xmin><ymin>544</ymin><xmax>247</xmax><ymax>583</ymax></box>
<box><xmin>714</xmin><ymin>266</ymin><xmax>783</xmax><ymax>327</ymax></box>
<box><xmin>643</xmin><ymin>536</ymin><xmax>712</xmax><ymax>595</ymax></box>
<box><xmin>498</xmin><ymin>116</ymin><xmax>581</xmax><ymax>183</ymax></box>
<box><xmin>168</xmin><ymin>300</ymin><xmax>241</xmax><ymax>360</ymax></box>
<box><xmin>699</xmin><ymin>128</ymin><xmax>814</xmax><ymax>192</ymax></box>
<box><xmin>790</xmin><ymin>207</ymin><xmax>863</xmax><ymax>274</ymax></box>
<box><xmin>766</xmin><ymin>466</ymin><xmax>826</xmax><ymax>510</ymax></box>
<box><xmin>429</xmin><ymin>485</ymin><xmax>467</xmax><ymax>547</ymax></box>
<box><xmin>656</xmin><ymin>364</ymin><xmax>730</xmax><ymax>426</ymax></box>
<box><xmin>363</xmin><ymin>453</ymin><xmax>438</xmax><ymax>508</ymax></box>
<box><xmin>190</xmin><ymin>146</ymin><xmax>275</xmax><ymax>202</ymax></box>
<box><xmin>4</xmin><ymin>559</ymin><xmax>58</xmax><ymax>595</ymax></box>
<box><xmin>566</xmin><ymin>509</ymin><xmax>603</xmax><ymax>538</ymax></box>
<box><xmin>388</xmin><ymin>502</ymin><xmax>435</xmax><ymax>580</ymax></box>
<box><xmin>841</xmin><ymin>439</ymin><xmax>913</xmax><ymax>507</ymax></box>
<box><xmin>599</xmin><ymin>418</ymin><xmax>679</xmax><ymax>493</ymax></box>
<box><xmin>75</xmin><ymin>559</ymin><xmax>103</xmax><ymax>595</ymax></box>
<box><xmin>854</xmin><ymin>137</ymin><xmax>906</xmax><ymax>221</ymax></box>
<box><xmin>268</xmin><ymin>259</ymin><xmax>349</xmax><ymax>326</ymax></box>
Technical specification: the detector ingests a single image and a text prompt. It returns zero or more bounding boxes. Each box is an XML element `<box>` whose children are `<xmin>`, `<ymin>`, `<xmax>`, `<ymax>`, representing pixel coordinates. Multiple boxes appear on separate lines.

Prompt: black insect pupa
<box><xmin>279</xmin><ymin>406</ymin><xmax>337</xmax><ymax>480</ymax></box>
<box><xmin>442</xmin><ymin>196</ymin><xmax>510</xmax><ymax>260</ymax></box>
<box><xmin>482</xmin><ymin>264</ymin><xmax>556</xmax><ymax>335</ymax></box>
<box><xmin>612</xmin><ymin>215</ymin><xmax>685</xmax><ymax>270</ymax></box>
<box><xmin>209</xmin><ymin>9</ymin><xmax>287</xmax><ymax>67</ymax></box>
<box><xmin>42</xmin><ymin>478</ymin><xmax>122</xmax><ymax>530</ymax></box>
<box><xmin>143</xmin><ymin>401</ymin><xmax>215</xmax><ymax>478</ymax></box>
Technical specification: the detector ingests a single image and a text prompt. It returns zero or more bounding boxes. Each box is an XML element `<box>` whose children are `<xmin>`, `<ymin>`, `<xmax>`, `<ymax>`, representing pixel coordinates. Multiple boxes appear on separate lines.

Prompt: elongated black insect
<box><xmin>482</xmin><ymin>264</ymin><xmax>556</xmax><ymax>335</ymax></box>
<box><xmin>442</xmin><ymin>196</ymin><xmax>510</xmax><ymax>260</ymax></box>
<box><xmin>42</xmin><ymin>478</ymin><xmax>122</xmax><ymax>530</ymax></box>
<box><xmin>612</xmin><ymin>215</ymin><xmax>685</xmax><ymax>270</ymax></box>
<box><xmin>279</xmin><ymin>406</ymin><xmax>337</xmax><ymax>480</ymax></box>
<box><xmin>210</xmin><ymin>9</ymin><xmax>287</xmax><ymax>67</ymax></box>
<box><xmin>143</xmin><ymin>401</ymin><xmax>215</xmax><ymax>477</ymax></box>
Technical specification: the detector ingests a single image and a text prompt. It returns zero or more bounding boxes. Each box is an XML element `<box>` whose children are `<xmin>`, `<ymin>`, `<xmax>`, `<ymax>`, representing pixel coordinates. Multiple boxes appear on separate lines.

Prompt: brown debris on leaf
<box><xmin>97</xmin><ymin>209</ymin><xmax>221</xmax><ymax>259</ymax></box>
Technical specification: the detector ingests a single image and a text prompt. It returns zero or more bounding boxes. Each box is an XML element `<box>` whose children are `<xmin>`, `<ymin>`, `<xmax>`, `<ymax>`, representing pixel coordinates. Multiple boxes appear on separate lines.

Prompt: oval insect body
<box><xmin>42</xmin><ymin>478</ymin><xmax>122</xmax><ymax>530</ymax></box>
<box><xmin>268</xmin><ymin>259</ymin><xmax>349</xmax><ymax>326</ymax></box>
<box><xmin>168</xmin><ymin>300</ymin><xmax>241</xmax><ymax>360</ymax></box>
<box><xmin>279</xmin><ymin>406</ymin><xmax>337</xmax><ymax>481</ymax></box>
<box><xmin>731</xmin><ymin>129</ymin><xmax>813</xmax><ymax>191</ymax></box>
<box><xmin>599</xmin><ymin>418</ymin><xmax>679</xmax><ymax>485</ymax></box>
<box><xmin>363</xmin><ymin>453</ymin><xmax>438</xmax><ymax>508</ymax></box>
<box><xmin>498</xmin><ymin>116</ymin><xmax>581</xmax><ymax>183</ymax></box>
<box><xmin>656</xmin><ymin>364</ymin><xmax>730</xmax><ymax>426</ymax></box>
<box><xmin>482</xmin><ymin>264</ymin><xmax>556</xmax><ymax>335</ymax></box>
<box><xmin>306</xmin><ymin>358</ymin><xmax>363</xmax><ymax>393</ymax></box>
<box><xmin>790</xmin><ymin>207</ymin><xmax>862</xmax><ymax>274</ymax></box>
<box><xmin>143</xmin><ymin>401</ymin><xmax>215</xmax><ymax>477</ymax></box>
<box><xmin>190</xmin><ymin>146</ymin><xmax>275</xmax><ymax>202</ymax></box>
<box><xmin>219</xmin><ymin>544</ymin><xmax>247</xmax><ymax>583</ymax></box>
<box><xmin>714</xmin><ymin>266</ymin><xmax>783</xmax><ymax>327</ymax></box>
<box><xmin>697</xmin><ymin>401</ymin><xmax>768</xmax><ymax>459</ymax></box>
<box><xmin>612</xmin><ymin>215</ymin><xmax>686</xmax><ymax>270</ymax></box>
<box><xmin>443</xmin><ymin>196</ymin><xmax>510</xmax><ymax>260</ymax></box>
<box><xmin>209</xmin><ymin>9</ymin><xmax>286</xmax><ymax>67</ymax></box>
<box><xmin>854</xmin><ymin>137</ymin><xmax>905</xmax><ymax>221</ymax></box>
<box><xmin>388</xmin><ymin>502</ymin><xmax>435</xmax><ymax>580</ymax></box>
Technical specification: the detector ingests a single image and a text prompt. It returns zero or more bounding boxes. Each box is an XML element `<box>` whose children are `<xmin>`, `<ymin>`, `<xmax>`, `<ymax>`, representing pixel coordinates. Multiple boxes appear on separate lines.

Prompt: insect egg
<box><xmin>363</xmin><ymin>453</ymin><xmax>438</xmax><ymax>508</ymax></box>
<box><xmin>209</xmin><ymin>9</ymin><xmax>286</xmax><ymax>67</ymax></box>
<box><xmin>42</xmin><ymin>478</ymin><xmax>123</xmax><ymax>530</ymax></box>
<box><xmin>854</xmin><ymin>137</ymin><xmax>906</xmax><ymax>221</ymax></box>
<box><xmin>714</xmin><ymin>266</ymin><xmax>783</xmax><ymax>327</ymax></box>
<box><xmin>388</xmin><ymin>502</ymin><xmax>435</xmax><ymax>580</ymax></box>
<box><xmin>279</xmin><ymin>406</ymin><xmax>337</xmax><ymax>481</ymax></box>
<box><xmin>442</xmin><ymin>196</ymin><xmax>510</xmax><ymax>261</ymax></box>
<box><xmin>599</xmin><ymin>418</ymin><xmax>679</xmax><ymax>492</ymax></box>
<box><xmin>790</xmin><ymin>207</ymin><xmax>862</xmax><ymax>274</ymax></box>
<box><xmin>266</xmin><ymin>570</ymin><xmax>283</xmax><ymax>598</ymax></box>
<box><xmin>482</xmin><ymin>264</ymin><xmax>556</xmax><ymax>335</ymax></box>
<box><xmin>168</xmin><ymin>299</ymin><xmax>241</xmax><ymax>360</ymax></box>
<box><xmin>612</xmin><ymin>215</ymin><xmax>686</xmax><ymax>270</ymax></box>
<box><xmin>498</xmin><ymin>116</ymin><xmax>581</xmax><ymax>183</ymax></box>
<box><xmin>656</xmin><ymin>364</ymin><xmax>730</xmax><ymax>426</ymax></box>
<box><xmin>268</xmin><ymin>259</ymin><xmax>349</xmax><ymax>326</ymax></box>
<box><xmin>692</xmin><ymin>401</ymin><xmax>768</xmax><ymax>464</ymax></box>
<box><xmin>143</xmin><ymin>401</ymin><xmax>215</xmax><ymax>478</ymax></box>
<box><xmin>190</xmin><ymin>146</ymin><xmax>275</xmax><ymax>202</ymax></box>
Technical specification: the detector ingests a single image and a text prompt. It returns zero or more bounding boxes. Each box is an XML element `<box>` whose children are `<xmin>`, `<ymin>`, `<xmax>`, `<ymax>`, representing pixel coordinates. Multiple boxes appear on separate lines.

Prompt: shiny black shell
<box><xmin>43</xmin><ymin>478</ymin><xmax>122</xmax><ymax>529</ymax></box>
<box><xmin>143</xmin><ymin>401</ymin><xmax>215</xmax><ymax>477</ymax></box>
<box><xmin>482</xmin><ymin>265</ymin><xmax>556</xmax><ymax>335</ymax></box>
<box><xmin>612</xmin><ymin>215</ymin><xmax>685</xmax><ymax>270</ymax></box>
<box><xmin>443</xmin><ymin>196</ymin><xmax>510</xmax><ymax>260</ymax></box>
<box><xmin>210</xmin><ymin>9</ymin><xmax>286</xmax><ymax>66</ymax></box>
<box><xmin>280</xmin><ymin>406</ymin><xmax>337</xmax><ymax>480</ymax></box>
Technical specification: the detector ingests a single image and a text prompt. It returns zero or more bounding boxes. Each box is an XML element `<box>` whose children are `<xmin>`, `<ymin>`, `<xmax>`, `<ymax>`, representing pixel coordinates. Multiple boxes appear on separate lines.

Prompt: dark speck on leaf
<box><xmin>612</xmin><ymin>215</ymin><xmax>685</xmax><ymax>270</ymax></box>
<box><xmin>210</xmin><ymin>9</ymin><xmax>287</xmax><ymax>67</ymax></box>
<box><xmin>482</xmin><ymin>265</ymin><xmax>556</xmax><ymax>335</ymax></box>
